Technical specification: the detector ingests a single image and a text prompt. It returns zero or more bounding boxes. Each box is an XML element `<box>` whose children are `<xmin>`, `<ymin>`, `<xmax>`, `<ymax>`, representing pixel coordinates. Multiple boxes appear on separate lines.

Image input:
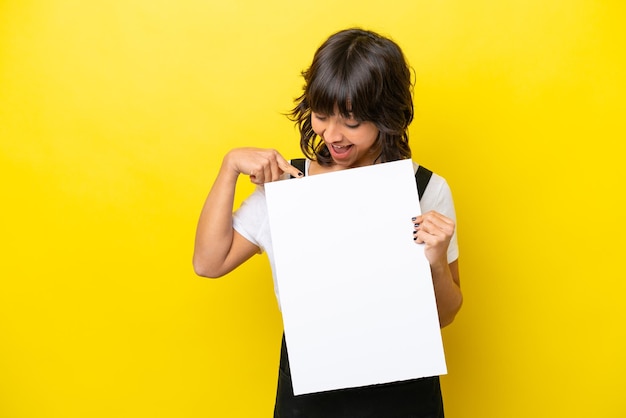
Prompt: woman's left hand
<box><xmin>413</xmin><ymin>211</ymin><xmax>455</xmax><ymax>267</ymax></box>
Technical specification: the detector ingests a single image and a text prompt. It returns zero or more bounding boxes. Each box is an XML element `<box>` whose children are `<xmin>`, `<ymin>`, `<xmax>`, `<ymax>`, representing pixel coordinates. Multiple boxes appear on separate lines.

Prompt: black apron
<box><xmin>273</xmin><ymin>334</ymin><xmax>445</xmax><ymax>418</ymax></box>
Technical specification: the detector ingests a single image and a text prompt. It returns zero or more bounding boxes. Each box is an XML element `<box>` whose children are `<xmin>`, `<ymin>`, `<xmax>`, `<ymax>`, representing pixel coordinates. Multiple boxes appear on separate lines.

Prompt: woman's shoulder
<box><xmin>288</xmin><ymin>158</ymin><xmax>311</xmax><ymax>177</ymax></box>
<box><xmin>411</xmin><ymin>160</ymin><xmax>454</xmax><ymax>214</ymax></box>
<box><xmin>411</xmin><ymin>161</ymin><xmax>449</xmax><ymax>188</ymax></box>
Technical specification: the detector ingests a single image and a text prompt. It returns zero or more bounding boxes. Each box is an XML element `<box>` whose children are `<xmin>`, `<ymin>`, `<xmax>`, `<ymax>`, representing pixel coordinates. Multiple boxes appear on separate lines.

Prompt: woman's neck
<box><xmin>308</xmin><ymin>154</ymin><xmax>380</xmax><ymax>176</ymax></box>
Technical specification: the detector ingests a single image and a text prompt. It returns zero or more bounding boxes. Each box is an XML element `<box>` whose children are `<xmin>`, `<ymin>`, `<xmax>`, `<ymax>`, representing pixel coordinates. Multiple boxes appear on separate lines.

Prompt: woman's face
<box><xmin>311</xmin><ymin>109</ymin><xmax>380</xmax><ymax>168</ymax></box>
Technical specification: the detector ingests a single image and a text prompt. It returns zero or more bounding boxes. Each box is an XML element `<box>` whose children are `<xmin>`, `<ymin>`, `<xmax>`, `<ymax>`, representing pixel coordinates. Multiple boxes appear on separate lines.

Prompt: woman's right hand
<box><xmin>194</xmin><ymin>147</ymin><xmax>303</xmax><ymax>278</ymax></box>
<box><xmin>224</xmin><ymin>147</ymin><xmax>304</xmax><ymax>185</ymax></box>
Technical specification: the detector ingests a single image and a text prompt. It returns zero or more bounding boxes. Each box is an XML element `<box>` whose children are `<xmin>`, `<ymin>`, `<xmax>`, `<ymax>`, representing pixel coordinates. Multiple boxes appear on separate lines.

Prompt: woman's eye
<box><xmin>344</xmin><ymin>115</ymin><xmax>361</xmax><ymax>128</ymax></box>
<box><xmin>345</xmin><ymin>119</ymin><xmax>362</xmax><ymax>128</ymax></box>
<box><xmin>313</xmin><ymin>113</ymin><xmax>327</xmax><ymax>121</ymax></box>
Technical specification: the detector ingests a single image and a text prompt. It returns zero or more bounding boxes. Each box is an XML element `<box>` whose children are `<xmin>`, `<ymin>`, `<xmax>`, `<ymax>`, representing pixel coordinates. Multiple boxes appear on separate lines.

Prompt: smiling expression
<box><xmin>311</xmin><ymin>110</ymin><xmax>380</xmax><ymax>168</ymax></box>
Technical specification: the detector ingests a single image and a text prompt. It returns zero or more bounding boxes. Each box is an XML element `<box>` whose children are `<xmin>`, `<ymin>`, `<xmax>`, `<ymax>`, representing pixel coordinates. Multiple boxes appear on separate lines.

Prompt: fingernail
<box><xmin>413</xmin><ymin>237</ymin><xmax>418</xmax><ymax>241</ymax></box>
<box><xmin>411</xmin><ymin>217</ymin><xmax>416</xmax><ymax>221</ymax></box>
<box><xmin>298</xmin><ymin>172</ymin><xmax>304</xmax><ymax>177</ymax></box>
<box><xmin>413</xmin><ymin>230</ymin><xmax>417</xmax><ymax>235</ymax></box>
<box><xmin>414</xmin><ymin>223</ymin><xmax>420</xmax><ymax>227</ymax></box>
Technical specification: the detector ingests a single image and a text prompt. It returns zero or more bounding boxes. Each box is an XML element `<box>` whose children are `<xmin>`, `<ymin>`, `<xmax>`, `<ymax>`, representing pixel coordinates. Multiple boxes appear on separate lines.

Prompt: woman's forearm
<box><xmin>431</xmin><ymin>259</ymin><xmax>463</xmax><ymax>328</ymax></box>
<box><xmin>192</xmin><ymin>159</ymin><xmax>241</xmax><ymax>277</ymax></box>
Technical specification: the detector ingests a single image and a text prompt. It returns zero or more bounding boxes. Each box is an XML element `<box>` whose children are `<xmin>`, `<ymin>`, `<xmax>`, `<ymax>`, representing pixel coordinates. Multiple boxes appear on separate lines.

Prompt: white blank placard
<box><xmin>265</xmin><ymin>159</ymin><xmax>446</xmax><ymax>395</ymax></box>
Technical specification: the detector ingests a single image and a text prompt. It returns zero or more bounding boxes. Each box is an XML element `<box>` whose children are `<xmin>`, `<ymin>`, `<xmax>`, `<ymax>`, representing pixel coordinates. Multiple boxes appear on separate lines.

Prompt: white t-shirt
<box><xmin>233</xmin><ymin>160</ymin><xmax>459</xmax><ymax>303</ymax></box>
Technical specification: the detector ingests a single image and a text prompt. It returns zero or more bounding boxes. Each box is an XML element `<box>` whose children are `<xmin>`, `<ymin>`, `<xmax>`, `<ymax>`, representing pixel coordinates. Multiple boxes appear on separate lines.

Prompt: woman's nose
<box><xmin>324</xmin><ymin>120</ymin><xmax>342</xmax><ymax>142</ymax></box>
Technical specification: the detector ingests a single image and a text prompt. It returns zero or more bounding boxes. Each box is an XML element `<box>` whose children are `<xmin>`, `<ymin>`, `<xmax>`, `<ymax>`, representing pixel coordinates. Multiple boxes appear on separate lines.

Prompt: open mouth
<box><xmin>330</xmin><ymin>144</ymin><xmax>353</xmax><ymax>156</ymax></box>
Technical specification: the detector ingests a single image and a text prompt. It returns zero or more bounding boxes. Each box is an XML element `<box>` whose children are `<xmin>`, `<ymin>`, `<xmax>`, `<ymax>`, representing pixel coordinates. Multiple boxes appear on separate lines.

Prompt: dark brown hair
<box><xmin>291</xmin><ymin>28</ymin><xmax>414</xmax><ymax>166</ymax></box>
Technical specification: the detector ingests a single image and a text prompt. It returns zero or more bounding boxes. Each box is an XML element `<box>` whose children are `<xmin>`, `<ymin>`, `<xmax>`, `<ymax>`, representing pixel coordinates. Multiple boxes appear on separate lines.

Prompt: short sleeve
<box><xmin>232</xmin><ymin>186</ymin><xmax>270</xmax><ymax>252</ymax></box>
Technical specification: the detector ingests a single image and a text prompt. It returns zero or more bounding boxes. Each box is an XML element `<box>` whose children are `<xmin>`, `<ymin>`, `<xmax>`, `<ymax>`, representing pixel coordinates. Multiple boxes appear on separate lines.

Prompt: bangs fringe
<box><xmin>306</xmin><ymin>58</ymin><xmax>374</xmax><ymax>120</ymax></box>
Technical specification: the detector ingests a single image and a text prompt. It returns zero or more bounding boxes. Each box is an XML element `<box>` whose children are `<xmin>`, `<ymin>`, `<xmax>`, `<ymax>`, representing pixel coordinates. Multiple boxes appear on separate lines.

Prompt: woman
<box><xmin>194</xmin><ymin>28</ymin><xmax>462</xmax><ymax>418</ymax></box>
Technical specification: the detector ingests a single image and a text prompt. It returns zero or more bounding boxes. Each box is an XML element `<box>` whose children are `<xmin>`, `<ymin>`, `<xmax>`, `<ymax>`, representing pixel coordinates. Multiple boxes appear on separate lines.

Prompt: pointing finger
<box><xmin>277</xmin><ymin>156</ymin><xmax>304</xmax><ymax>178</ymax></box>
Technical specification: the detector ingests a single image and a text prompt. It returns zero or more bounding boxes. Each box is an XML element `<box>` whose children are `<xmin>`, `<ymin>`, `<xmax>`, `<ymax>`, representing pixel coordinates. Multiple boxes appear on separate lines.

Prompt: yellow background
<box><xmin>1</xmin><ymin>1</ymin><xmax>624</xmax><ymax>417</ymax></box>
